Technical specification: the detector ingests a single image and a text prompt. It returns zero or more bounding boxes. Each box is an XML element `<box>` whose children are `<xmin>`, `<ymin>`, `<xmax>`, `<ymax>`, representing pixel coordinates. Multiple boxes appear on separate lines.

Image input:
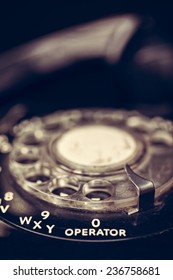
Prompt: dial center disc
<box><xmin>53</xmin><ymin>124</ymin><xmax>138</xmax><ymax>170</ymax></box>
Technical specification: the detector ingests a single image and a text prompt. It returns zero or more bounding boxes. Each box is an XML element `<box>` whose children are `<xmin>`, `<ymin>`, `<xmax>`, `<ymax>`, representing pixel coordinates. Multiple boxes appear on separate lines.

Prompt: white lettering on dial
<box><xmin>0</xmin><ymin>192</ymin><xmax>14</xmax><ymax>214</ymax></box>
<box><xmin>19</xmin><ymin>211</ymin><xmax>55</xmax><ymax>234</ymax></box>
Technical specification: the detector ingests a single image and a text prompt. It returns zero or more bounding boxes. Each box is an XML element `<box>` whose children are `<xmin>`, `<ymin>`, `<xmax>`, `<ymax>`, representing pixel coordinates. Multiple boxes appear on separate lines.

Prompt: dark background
<box><xmin>0</xmin><ymin>1</ymin><xmax>172</xmax><ymax>53</ymax></box>
<box><xmin>0</xmin><ymin>0</ymin><xmax>173</xmax><ymax>112</ymax></box>
<box><xmin>0</xmin><ymin>1</ymin><xmax>165</xmax><ymax>52</ymax></box>
<box><xmin>0</xmin><ymin>1</ymin><xmax>172</xmax><ymax>116</ymax></box>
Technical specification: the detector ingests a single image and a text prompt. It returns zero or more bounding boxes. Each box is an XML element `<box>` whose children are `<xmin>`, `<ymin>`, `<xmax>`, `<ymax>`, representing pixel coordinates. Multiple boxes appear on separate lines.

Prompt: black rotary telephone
<box><xmin>0</xmin><ymin>5</ymin><xmax>173</xmax><ymax>259</ymax></box>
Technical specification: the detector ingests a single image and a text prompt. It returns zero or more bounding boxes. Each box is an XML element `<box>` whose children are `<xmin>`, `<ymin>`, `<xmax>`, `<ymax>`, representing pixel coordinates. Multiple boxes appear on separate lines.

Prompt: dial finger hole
<box><xmin>25</xmin><ymin>167</ymin><xmax>51</xmax><ymax>185</ymax></box>
<box><xmin>26</xmin><ymin>174</ymin><xmax>51</xmax><ymax>184</ymax></box>
<box><xmin>10</xmin><ymin>147</ymin><xmax>39</xmax><ymax>166</ymax></box>
<box><xmin>86</xmin><ymin>191</ymin><xmax>111</xmax><ymax>201</ymax></box>
<box><xmin>16</xmin><ymin>156</ymin><xmax>38</xmax><ymax>164</ymax></box>
<box><xmin>49</xmin><ymin>177</ymin><xmax>79</xmax><ymax>197</ymax></box>
<box><xmin>44</xmin><ymin>122</ymin><xmax>62</xmax><ymax>132</ymax></box>
<box><xmin>21</xmin><ymin>131</ymin><xmax>45</xmax><ymax>146</ymax></box>
<box><xmin>83</xmin><ymin>179</ymin><xmax>114</xmax><ymax>201</ymax></box>
<box><xmin>52</xmin><ymin>187</ymin><xmax>77</xmax><ymax>197</ymax></box>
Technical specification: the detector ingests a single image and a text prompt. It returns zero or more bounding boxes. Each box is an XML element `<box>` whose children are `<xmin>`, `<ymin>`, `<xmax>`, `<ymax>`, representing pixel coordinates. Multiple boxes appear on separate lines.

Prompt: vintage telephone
<box><xmin>0</xmin><ymin>11</ymin><xmax>173</xmax><ymax>259</ymax></box>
